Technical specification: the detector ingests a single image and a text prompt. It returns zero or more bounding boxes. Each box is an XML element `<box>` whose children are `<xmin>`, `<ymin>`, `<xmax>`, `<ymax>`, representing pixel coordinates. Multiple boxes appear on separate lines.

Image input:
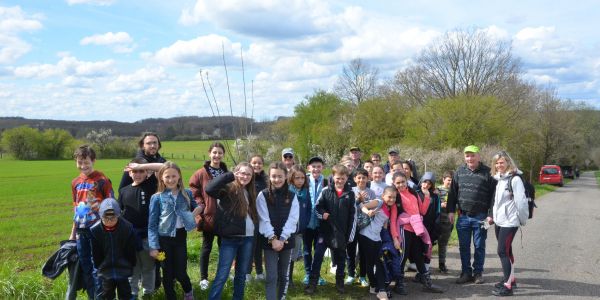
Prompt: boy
<box><xmin>69</xmin><ymin>145</ymin><xmax>114</xmax><ymax>298</ymax></box>
<box><xmin>346</xmin><ymin>168</ymin><xmax>377</xmax><ymax>286</ymax></box>
<box><xmin>118</xmin><ymin>158</ymin><xmax>157</xmax><ymax>297</ymax></box>
<box><xmin>384</xmin><ymin>161</ymin><xmax>404</xmax><ymax>186</ymax></box>
<box><xmin>91</xmin><ymin>198</ymin><xmax>137</xmax><ymax>300</ymax></box>
<box><xmin>305</xmin><ymin>165</ymin><xmax>356</xmax><ymax>295</ymax></box>
<box><xmin>303</xmin><ymin>156</ymin><xmax>327</xmax><ymax>286</ymax></box>
<box><xmin>436</xmin><ymin>171</ymin><xmax>454</xmax><ymax>273</ymax></box>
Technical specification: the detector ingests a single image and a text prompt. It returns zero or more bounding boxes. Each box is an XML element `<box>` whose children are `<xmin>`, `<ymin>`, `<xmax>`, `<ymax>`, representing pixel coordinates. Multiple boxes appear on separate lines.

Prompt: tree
<box><xmin>334</xmin><ymin>58</ymin><xmax>379</xmax><ymax>104</ymax></box>
<box><xmin>350</xmin><ymin>97</ymin><xmax>406</xmax><ymax>153</ymax></box>
<box><xmin>392</xmin><ymin>28</ymin><xmax>522</xmax><ymax>107</ymax></box>
<box><xmin>1</xmin><ymin>126</ymin><xmax>41</xmax><ymax>159</ymax></box>
<box><xmin>39</xmin><ymin>129</ymin><xmax>75</xmax><ymax>159</ymax></box>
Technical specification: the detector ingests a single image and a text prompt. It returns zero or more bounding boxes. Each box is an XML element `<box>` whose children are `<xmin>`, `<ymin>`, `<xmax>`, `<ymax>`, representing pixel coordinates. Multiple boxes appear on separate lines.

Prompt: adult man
<box><xmin>383</xmin><ymin>149</ymin><xmax>400</xmax><ymax>174</ymax></box>
<box><xmin>118</xmin><ymin>132</ymin><xmax>166</xmax><ymax>190</ymax></box>
<box><xmin>370</xmin><ymin>153</ymin><xmax>382</xmax><ymax>168</ymax></box>
<box><xmin>349</xmin><ymin>146</ymin><xmax>363</xmax><ymax>169</ymax></box>
<box><xmin>281</xmin><ymin>148</ymin><xmax>296</xmax><ymax>172</ymax></box>
<box><xmin>447</xmin><ymin>145</ymin><xmax>496</xmax><ymax>284</ymax></box>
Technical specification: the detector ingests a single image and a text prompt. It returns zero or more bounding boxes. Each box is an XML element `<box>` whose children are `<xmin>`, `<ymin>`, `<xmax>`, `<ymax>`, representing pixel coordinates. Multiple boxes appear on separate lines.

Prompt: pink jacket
<box><xmin>396</xmin><ymin>212</ymin><xmax>432</xmax><ymax>259</ymax></box>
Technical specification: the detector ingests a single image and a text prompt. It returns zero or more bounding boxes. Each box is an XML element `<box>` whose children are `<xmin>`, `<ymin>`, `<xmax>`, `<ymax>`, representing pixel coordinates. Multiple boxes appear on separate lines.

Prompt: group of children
<box><xmin>68</xmin><ymin>141</ymin><xmax>456</xmax><ymax>300</ymax></box>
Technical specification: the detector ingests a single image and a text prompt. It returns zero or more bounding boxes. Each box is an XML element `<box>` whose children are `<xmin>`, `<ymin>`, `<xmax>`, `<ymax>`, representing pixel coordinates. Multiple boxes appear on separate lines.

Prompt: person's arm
<box><xmin>101</xmin><ymin>177</ymin><xmax>114</xmax><ymax>199</ymax></box>
<box><xmin>205</xmin><ymin>172</ymin><xmax>235</xmax><ymax>198</ymax></box>
<box><xmin>119</xmin><ymin>171</ymin><xmax>132</xmax><ymax>191</ymax></box>
<box><xmin>447</xmin><ymin>170</ymin><xmax>459</xmax><ymax>223</ymax></box>
<box><xmin>487</xmin><ymin>175</ymin><xmax>498</xmax><ymax>218</ymax></box>
<box><xmin>147</xmin><ymin>194</ymin><xmax>161</xmax><ymax>252</ymax></box>
<box><xmin>257</xmin><ymin>191</ymin><xmax>275</xmax><ymax>239</ymax></box>
<box><xmin>315</xmin><ymin>189</ymin><xmax>329</xmax><ymax>220</ymax></box>
<box><xmin>188</xmin><ymin>170</ymin><xmax>206</xmax><ymax>209</ymax></box>
<box><xmin>347</xmin><ymin>193</ymin><xmax>357</xmax><ymax>243</ymax></box>
<box><xmin>126</xmin><ymin>162</ymin><xmax>164</xmax><ymax>172</ymax></box>
<box><xmin>512</xmin><ymin>176</ymin><xmax>529</xmax><ymax>224</ymax></box>
<box><xmin>90</xmin><ymin>229</ymin><xmax>102</xmax><ymax>268</ymax></box>
<box><xmin>280</xmin><ymin>194</ymin><xmax>299</xmax><ymax>241</ymax></box>
<box><xmin>418</xmin><ymin>191</ymin><xmax>431</xmax><ymax>216</ymax></box>
<box><xmin>69</xmin><ymin>186</ymin><xmax>77</xmax><ymax>240</ymax></box>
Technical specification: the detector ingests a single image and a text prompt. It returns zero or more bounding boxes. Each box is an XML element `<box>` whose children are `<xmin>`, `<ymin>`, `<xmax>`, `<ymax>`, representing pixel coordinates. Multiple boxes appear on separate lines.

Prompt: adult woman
<box><xmin>205</xmin><ymin>162</ymin><xmax>257</xmax><ymax>300</ymax></box>
<box><xmin>491</xmin><ymin>151</ymin><xmax>528</xmax><ymax>296</ymax></box>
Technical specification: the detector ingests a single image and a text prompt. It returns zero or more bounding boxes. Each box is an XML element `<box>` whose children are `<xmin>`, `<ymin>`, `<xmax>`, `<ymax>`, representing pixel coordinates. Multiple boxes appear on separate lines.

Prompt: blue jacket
<box><xmin>307</xmin><ymin>174</ymin><xmax>327</xmax><ymax>229</ymax></box>
<box><xmin>148</xmin><ymin>189</ymin><xmax>197</xmax><ymax>250</ymax></box>
<box><xmin>289</xmin><ymin>185</ymin><xmax>310</xmax><ymax>233</ymax></box>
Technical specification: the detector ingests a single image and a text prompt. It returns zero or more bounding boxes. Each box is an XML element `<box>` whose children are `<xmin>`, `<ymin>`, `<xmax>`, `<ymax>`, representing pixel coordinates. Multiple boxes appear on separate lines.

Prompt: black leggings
<box><xmin>160</xmin><ymin>228</ymin><xmax>192</xmax><ymax>300</ymax></box>
<box><xmin>200</xmin><ymin>230</ymin><xmax>216</xmax><ymax>280</ymax></box>
<box><xmin>358</xmin><ymin>235</ymin><xmax>386</xmax><ymax>291</ymax></box>
<box><xmin>401</xmin><ymin>230</ymin><xmax>427</xmax><ymax>274</ymax></box>
<box><xmin>495</xmin><ymin>226</ymin><xmax>518</xmax><ymax>286</ymax></box>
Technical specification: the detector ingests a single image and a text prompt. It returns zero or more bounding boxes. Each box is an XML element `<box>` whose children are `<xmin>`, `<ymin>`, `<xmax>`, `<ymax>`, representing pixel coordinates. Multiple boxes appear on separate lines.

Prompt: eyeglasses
<box><xmin>283</xmin><ymin>155</ymin><xmax>293</xmax><ymax>159</ymax></box>
<box><xmin>102</xmin><ymin>214</ymin><xmax>117</xmax><ymax>221</ymax></box>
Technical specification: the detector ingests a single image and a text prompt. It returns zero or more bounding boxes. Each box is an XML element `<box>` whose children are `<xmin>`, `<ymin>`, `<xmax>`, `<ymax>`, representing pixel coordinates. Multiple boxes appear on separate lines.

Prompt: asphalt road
<box><xmin>386</xmin><ymin>171</ymin><xmax>600</xmax><ymax>299</ymax></box>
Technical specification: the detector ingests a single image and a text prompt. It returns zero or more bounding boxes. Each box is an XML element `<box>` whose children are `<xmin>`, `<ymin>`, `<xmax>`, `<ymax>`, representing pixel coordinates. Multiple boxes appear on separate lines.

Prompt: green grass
<box><xmin>0</xmin><ymin>150</ymin><xmax>566</xmax><ymax>299</ymax></box>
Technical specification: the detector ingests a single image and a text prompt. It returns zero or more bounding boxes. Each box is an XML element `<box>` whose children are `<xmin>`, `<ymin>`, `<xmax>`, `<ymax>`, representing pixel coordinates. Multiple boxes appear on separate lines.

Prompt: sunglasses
<box><xmin>283</xmin><ymin>155</ymin><xmax>293</xmax><ymax>159</ymax></box>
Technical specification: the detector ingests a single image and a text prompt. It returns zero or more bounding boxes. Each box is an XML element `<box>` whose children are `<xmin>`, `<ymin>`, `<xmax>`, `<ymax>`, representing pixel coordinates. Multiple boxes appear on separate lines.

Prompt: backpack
<box><xmin>507</xmin><ymin>174</ymin><xmax>537</xmax><ymax>219</ymax></box>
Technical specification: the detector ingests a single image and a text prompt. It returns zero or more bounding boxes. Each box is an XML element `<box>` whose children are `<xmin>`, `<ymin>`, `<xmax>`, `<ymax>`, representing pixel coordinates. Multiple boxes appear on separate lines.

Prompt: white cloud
<box><xmin>13</xmin><ymin>55</ymin><xmax>115</xmax><ymax>78</ymax></box>
<box><xmin>0</xmin><ymin>6</ymin><xmax>43</xmax><ymax>64</ymax></box>
<box><xmin>153</xmin><ymin>34</ymin><xmax>241</xmax><ymax>67</ymax></box>
<box><xmin>513</xmin><ymin>26</ymin><xmax>575</xmax><ymax>67</ymax></box>
<box><xmin>81</xmin><ymin>32</ymin><xmax>135</xmax><ymax>53</ymax></box>
<box><xmin>66</xmin><ymin>0</ymin><xmax>115</xmax><ymax>6</ymax></box>
<box><xmin>107</xmin><ymin>67</ymin><xmax>169</xmax><ymax>92</ymax></box>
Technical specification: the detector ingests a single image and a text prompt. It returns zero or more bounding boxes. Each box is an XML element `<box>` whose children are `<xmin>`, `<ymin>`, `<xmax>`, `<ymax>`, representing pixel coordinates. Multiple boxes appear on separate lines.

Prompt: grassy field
<box><xmin>0</xmin><ymin>148</ymin><xmax>564</xmax><ymax>299</ymax></box>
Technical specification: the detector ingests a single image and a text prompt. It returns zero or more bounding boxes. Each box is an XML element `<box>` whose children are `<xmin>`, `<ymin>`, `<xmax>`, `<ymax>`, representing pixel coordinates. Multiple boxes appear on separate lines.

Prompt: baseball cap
<box><xmin>388</xmin><ymin>148</ymin><xmax>399</xmax><ymax>155</ymax></box>
<box><xmin>307</xmin><ymin>156</ymin><xmax>324</xmax><ymax>165</ymax></box>
<box><xmin>281</xmin><ymin>148</ymin><xmax>294</xmax><ymax>157</ymax></box>
<box><xmin>463</xmin><ymin>145</ymin><xmax>480</xmax><ymax>153</ymax></box>
<box><xmin>349</xmin><ymin>146</ymin><xmax>361</xmax><ymax>152</ymax></box>
<box><xmin>99</xmin><ymin>198</ymin><xmax>121</xmax><ymax>218</ymax></box>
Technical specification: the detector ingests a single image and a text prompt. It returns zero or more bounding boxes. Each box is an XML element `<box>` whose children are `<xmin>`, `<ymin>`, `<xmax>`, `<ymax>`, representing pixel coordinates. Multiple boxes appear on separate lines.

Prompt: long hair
<box><xmin>267</xmin><ymin>162</ymin><xmax>290</xmax><ymax>205</ymax></box>
<box><xmin>156</xmin><ymin>161</ymin><xmax>191</xmax><ymax>207</ymax></box>
<box><xmin>491</xmin><ymin>150</ymin><xmax>518</xmax><ymax>176</ymax></box>
<box><xmin>288</xmin><ymin>165</ymin><xmax>308</xmax><ymax>189</ymax></box>
<box><xmin>226</xmin><ymin>162</ymin><xmax>258</xmax><ymax>222</ymax></box>
<box><xmin>137</xmin><ymin>132</ymin><xmax>162</xmax><ymax>150</ymax></box>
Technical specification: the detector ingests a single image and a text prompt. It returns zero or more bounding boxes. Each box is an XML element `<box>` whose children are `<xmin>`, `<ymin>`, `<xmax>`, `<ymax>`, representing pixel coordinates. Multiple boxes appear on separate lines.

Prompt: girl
<box><xmin>257</xmin><ymin>162</ymin><xmax>299</xmax><ymax>300</ymax></box>
<box><xmin>393</xmin><ymin>172</ymin><xmax>443</xmax><ymax>294</ymax></box>
<box><xmin>415</xmin><ymin>172</ymin><xmax>441</xmax><ymax>277</ymax></box>
<box><xmin>188</xmin><ymin>142</ymin><xmax>228</xmax><ymax>290</ymax></box>
<box><xmin>288</xmin><ymin>165</ymin><xmax>310</xmax><ymax>287</ymax></box>
<box><xmin>491</xmin><ymin>151</ymin><xmax>528</xmax><ymax>296</ymax></box>
<box><xmin>248</xmin><ymin>154</ymin><xmax>267</xmax><ymax>281</ymax></box>
<box><xmin>370</xmin><ymin>166</ymin><xmax>388</xmax><ymax>198</ymax></box>
<box><xmin>205</xmin><ymin>162</ymin><xmax>257</xmax><ymax>300</ymax></box>
<box><xmin>148</xmin><ymin>162</ymin><xmax>200</xmax><ymax>300</ymax></box>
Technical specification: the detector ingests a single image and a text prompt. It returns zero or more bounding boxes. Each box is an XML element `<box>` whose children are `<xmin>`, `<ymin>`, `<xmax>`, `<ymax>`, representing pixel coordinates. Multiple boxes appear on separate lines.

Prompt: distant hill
<box><xmin>0</xmin><ymin>116</ymin><xmax>272</xmax><ymax>140</ymax></box>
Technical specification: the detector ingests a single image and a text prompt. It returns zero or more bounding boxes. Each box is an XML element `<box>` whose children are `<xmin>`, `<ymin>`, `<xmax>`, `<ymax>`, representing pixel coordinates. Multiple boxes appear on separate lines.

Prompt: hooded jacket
<box><xmin>90</xmin><ymin>217</ymin><xmax>137</xmax><ymax>280</ymax></box>
<box><xmin>315</xmin><ymin>185</ymin><xmax>356</xmax><ymax>249</ymax></box>
<box><xmin>493</xmin><ymin>170</ymin><xmax>528</xmax><ymax>227</ymax></box>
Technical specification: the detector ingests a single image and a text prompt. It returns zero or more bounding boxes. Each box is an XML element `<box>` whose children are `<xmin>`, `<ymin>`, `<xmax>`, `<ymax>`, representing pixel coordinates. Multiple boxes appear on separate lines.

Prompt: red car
<box><xmin>539</xmin><ymin>165</ymin><xmax>563</xmax><ymax>187</ymax></box>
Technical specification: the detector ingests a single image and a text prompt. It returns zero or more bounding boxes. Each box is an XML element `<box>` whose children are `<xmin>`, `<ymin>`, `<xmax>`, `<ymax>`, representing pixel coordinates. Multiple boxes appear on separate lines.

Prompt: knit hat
<box><xmin>99</xmin><ymin>198</ymin><xmax>121</xmax><ymax>217</ymax></box>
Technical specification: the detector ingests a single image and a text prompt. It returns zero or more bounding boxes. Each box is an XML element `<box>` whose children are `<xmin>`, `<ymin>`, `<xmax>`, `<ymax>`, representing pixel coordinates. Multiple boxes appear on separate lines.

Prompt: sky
<box><xmin>1</xmin><ymin>0</ymin><xmax>599</xmax><ymax>122</ymax></box>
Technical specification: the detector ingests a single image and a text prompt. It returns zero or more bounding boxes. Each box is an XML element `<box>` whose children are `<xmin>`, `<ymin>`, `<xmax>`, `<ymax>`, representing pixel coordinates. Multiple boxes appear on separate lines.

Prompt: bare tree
<box><xmin>334</xmin><ymin>58</ymin><xmax>379</xmax><ymax>104</ymax></box>
<box><xmin>392</xmin><ymin>28</ymin><xmax>522</xmax><ymax>106</ymax></box>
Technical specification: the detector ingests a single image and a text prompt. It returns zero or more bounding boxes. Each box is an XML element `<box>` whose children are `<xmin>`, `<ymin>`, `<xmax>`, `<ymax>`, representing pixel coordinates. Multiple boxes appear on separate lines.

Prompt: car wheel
<box><xmin>559</xmin><ymin>181</ymin><xmax>563</xmax><ymax>187</ymax></box>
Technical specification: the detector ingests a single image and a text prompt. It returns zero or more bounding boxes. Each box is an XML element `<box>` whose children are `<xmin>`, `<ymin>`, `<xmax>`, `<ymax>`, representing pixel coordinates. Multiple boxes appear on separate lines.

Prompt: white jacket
<box><xmin>493</xmin><ymin>171</ymin><xmax>529</xmax><ymax>227</ymax></box>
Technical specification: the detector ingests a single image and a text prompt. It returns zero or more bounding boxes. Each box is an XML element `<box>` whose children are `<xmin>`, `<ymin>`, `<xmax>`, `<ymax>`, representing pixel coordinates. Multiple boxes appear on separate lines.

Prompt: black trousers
<box><xmin>200</xmin><ymin>230</ymin><xmax>216</xmax><ymax>280</ymax></box>
<box><xmin>159</xmin><ymin>228</ymin><xmax>192</xmax><ymax>300</ymax></box>
<box><xmin>358</xmin><ymin>235</ymin><xmax>386</xmax><ymax>291</ymax></box>
<box><xmin>401</xmin><ymin>230</ymin><xmax>427</xmax><ymax>274</ymax></box>
<box><xmin>97</xmin><ymin>278</ymin><xmax>131</xmax><ymax>300</ymax></box>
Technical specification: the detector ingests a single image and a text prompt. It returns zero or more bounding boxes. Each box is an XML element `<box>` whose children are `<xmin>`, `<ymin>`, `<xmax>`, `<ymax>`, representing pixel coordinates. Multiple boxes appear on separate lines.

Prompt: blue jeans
<box><xmin>303</xmin><ymin>228</ymin><xmax>319</xmax><ymax>276</ymax></box>
<box><xmin>76</xmin><ymin>228</ymin><xmax>100</xmax><ymax>299</ymax></box>
<box><xmin>456</xmin><ymin>212</ymin><xmax>488</xmax><ymax>275</ymax></box>
<box><xmin>208</xmin><ymin>236</ymin><xmax>253</xmax><ymax>300</ymax></box>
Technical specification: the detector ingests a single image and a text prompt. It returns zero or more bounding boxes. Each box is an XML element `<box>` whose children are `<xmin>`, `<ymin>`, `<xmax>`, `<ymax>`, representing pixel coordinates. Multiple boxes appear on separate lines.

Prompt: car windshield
<box><xmin>543</xmin><ymin>168</ymin><xmax>559</xmax><ymax>175</ymax></box>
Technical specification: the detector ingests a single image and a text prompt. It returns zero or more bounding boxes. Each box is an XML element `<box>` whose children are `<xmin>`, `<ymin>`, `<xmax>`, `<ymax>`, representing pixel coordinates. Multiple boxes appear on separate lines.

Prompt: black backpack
<box><xmin>507</xmin><ymin>174</ymin><xmax>537</xmax><ymax>219</ymax></box>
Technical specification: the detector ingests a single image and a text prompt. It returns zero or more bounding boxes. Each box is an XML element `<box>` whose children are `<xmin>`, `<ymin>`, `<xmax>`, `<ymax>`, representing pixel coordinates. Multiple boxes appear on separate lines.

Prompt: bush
<box><xmin>1</xmin><ymin>126</ymin><xmax>75</xmax><ymax>160</ymax></box>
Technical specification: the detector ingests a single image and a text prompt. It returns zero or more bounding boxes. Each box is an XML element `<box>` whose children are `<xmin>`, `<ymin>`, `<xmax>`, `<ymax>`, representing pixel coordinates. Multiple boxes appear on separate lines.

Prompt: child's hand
<box><xmin>192</xmin><ymin>206</ymin><xmax>203</xmax><ymax>217</ymax></box>
<box><xmin>149</xmin><ymin>249</ymin><xmax>159</xmax><ymax>259</ymax></box>
<box><xmin>441</xmin><ymin>202</ymin><xmax>447</xmax><ymax>208</ymax></box>
<box><xmin>421</xmin><ymin>187</ymin><xmax>430</xmax><ymax>197</ymax></box>
<box><xmin>367</xmin><ymin>209</ymin><xmax>377</xmax><ymax>217</ymax></box>
<box><xmin>322</xmin><ymin>213</ymin><xmax>329</xmax><ymax>220</ymax></box>
<box><xmin>393</xmin><ymin>238</ymin><xmax>401</xmax><ymax>250</ymax></box>
<box><xmin>124</xmin><ymin>163</ymin><xmax>140</xmax><ymax>172</ymax></box>
<box><xmin>271</xmin><ymin>239</ymin><xmax>284</xmax><ymax>251</ymax></box>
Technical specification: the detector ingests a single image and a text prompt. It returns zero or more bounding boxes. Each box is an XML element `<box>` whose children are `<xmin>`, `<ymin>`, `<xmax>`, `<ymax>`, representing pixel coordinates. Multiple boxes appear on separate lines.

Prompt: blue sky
<box><xmin>1</xmin><ymin>0</ymin><xmax>599</xmax><ymax>122</ymax></box>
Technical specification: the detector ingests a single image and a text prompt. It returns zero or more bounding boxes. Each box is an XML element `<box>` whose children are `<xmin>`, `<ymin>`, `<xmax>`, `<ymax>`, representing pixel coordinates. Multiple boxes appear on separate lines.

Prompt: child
<box><xmin>370</xmin><ymin>166</ymin><xmax>388</xmax><ymax>198</ymax></box>
<box><xmin>347</xmin><ymin>168</ymin><xmax>377</xmax><ymax>286</ymax></box>
<box><xmin>384</xmin><ymin>161</ymin><xmax>404</xmax><ymax>186</ymax></box>
<box><xmin>363</xmin><ymin>160</ymin><xmax>375</xmax><ymax>180</ymax></box>
<box><xmin>394</xmin><ymin>172</ymin><xmax>443</xmax><ymax>294</ymax></box>
<box><xmin>288</xmin><ymin>165</ymin><xmax>310</xmax><ymax>286</ymax></box>
<box><xmin>305</xmin><ymin>164</ymin><xmax>356</xmax><ymax>295</ymax></box>
<box><xmin>249</xmin><ymin>154</ymin><xmax>267</xmax><ymax>281</ymax></box>
<box><xmin>416</xmin><ymin>172</ymin><xmax>441</xmax><ymax>276</ymax></box>
<box><xmin>148</xmin><ymin>162</ymin><xmax>200</xmax><ymax>300</ymax></box>
<box><xmin>359</xmin><ymin>187</ymin><xmax>396</xmax><ymax>300</ymax></box>
<box><xmin>205</xmin><ymin>162</ymin><xmax>257</xmax><ymax>300</ymax></box>
<box><xmin>402</xmin><ymin>160</ymin><xmax>419</xmax><ymax>190</ymax></box>
<box><xmin>69</xmin><ymin>145</ymin><xmax>114</xmax><ymax>299</ymax></box>
<box><xmin>118</xmin><ymin>158</ymin><xmax>158</xmax><ymax>297</ymax></box>
<box><xmin>380</xmin><ymin>173</ymin><xmax>404</xmax><ymax>296</ymax></box>
<box><xmin>90</xmin><ymin>198</ymin><xmax>137</xmax><ymax>300</ymax></box>
<box><xmin>303</xmin><ymin>156</ymin><xmax>327</xmax><ymax>286</ymax></box>
<box><xmin>436</xmin><ymin>171</ymin><xmax>454</xmax><ymax>273</ymax></box>
<box><xmin>257</xmin><ymin>162</ymin><xmax>299</xmax><ymax>300</ymax></box>
<box><xmin>188</xmin><ymin>142</ymin><xmax>228</xmax><ymax>290</ymax></box>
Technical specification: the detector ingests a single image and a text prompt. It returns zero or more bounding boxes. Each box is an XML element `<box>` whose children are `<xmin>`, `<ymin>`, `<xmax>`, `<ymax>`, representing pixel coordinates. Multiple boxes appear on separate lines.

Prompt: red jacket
<box><xmin>188</xmin><ymin>161</ymin><xmax>227</xmax><ymax>232</ymax></box>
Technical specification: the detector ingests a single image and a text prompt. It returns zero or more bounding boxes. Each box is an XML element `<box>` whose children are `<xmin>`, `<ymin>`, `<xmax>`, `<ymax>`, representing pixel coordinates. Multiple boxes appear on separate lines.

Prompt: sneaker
<box><xmin>303</xmin><ymin>275</ymin><xmax>309</xmax><ymax>285</ymax></box>
<box><xmin>407</xmin><ymin>263</ymin><xmax>417</xmax><ymax>272</ymax></box>
<box><xmin>344</xmin><ymin>276</ymin><xmax>355</xmax><ymax>285</ymax></box>
<box><xmin>412</xmin><ymin>272</ymin><xmax>422</xmax><ymax>283</ymax></box>
<box><xmin>495</xmin><ymin>281</ymin><xmax>517</xmax><ymax>289</ymax></box>
<box><xmin>455</xmin><ymin>273</ymin><xmax>474</xmax><ymax>284</ymax></box>
<box><xmin>492</xmin><ymin>285</ymin><xmax>513</xmax><ymax>296</ymax></box>
<box><xmin>376</xmin><ymin>291</ymin><xmax>389</xmax><ymax>300</ymax></box>
<box><xmin>255</xmin><ymin>273</ymin><xmax>265</xmax><ymax>280</ymax></box>
<box><xmin>359</xmin><ymin>277</ymin><xmax>369</xmax><ymax>287</ymax></box>
<box><xmin>439</xmin><ymin>263</ymin><xmax>448</xmax><ymax>273</ymax></box>
<box><xmin>318</xmin><ymin>277</ymin><xmax>326</xmax><ymax>286</ymax></box>
<box><xmin>199</xmin><ymin>279</ymin><xmax>209</xmax><ymax>291</ymax></box>
<box><xmin>474</xmin><ymin>273</ymin><xmax>485</xmax><ymax>284</ymax></box>
<box><xmin>393</xmin><ymin>283</ymin><xmax>408</xmax><ymax>295</ymax></box>
<box><xmin>330</xmin><ymin>265</ymin><xmax>337</xmax><ymax>275</ymax></box>
<box><xmin>369</xmin><ymin>287</ymin><xmax>376</xmax><ymax>294</ymax></box>
<box><xmin>245</xmin><ymin>274</ymin><xmax>252</xmax><ymax>282</ymax></box>
<box><xmin>184</xmin><ymin>289</ymin><xmax>194</xmax><ymax>300</ymax></box>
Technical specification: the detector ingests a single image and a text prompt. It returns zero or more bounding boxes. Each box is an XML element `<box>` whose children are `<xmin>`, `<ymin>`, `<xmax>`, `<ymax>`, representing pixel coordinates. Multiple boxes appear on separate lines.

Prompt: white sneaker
<box><xmin>246</xmin><ymin>274</ymin><xmax>252</xmax><ymax>282</ymax></box>
<box><xmin>199</xmin><ymin>279</ymin><xmax>209</xmax><ymax>291</ymax></box>
<box><xmin>344</xmin><ymin>276</ymin><xmax>355</xmax><ymax>285</ymax></box>
<box><xmin>255</xmin><ymin>273</ymin><xmax>265</xmax><ymax>280</ymax></box>
<box><xmin>408</xmin><ymin>263</ymin><xmax>417</xmax><ymax>272</ymax></box>
<box><xmin>369</xmin><ymin>287</ymin><xmax>376</xmax><ymax>294</ymax></box>
<box><xmin>376</xmin><ymin>291</ymin><xmax>389</xmax><ymax>300</ymax></box>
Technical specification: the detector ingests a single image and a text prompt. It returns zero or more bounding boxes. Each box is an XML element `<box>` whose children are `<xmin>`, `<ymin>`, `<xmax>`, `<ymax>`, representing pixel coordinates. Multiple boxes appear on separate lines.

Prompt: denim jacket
<box><xmin>148</xmin><ymin>189</ymin><xmax>197</xmax><ymax>250</ymax></box>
